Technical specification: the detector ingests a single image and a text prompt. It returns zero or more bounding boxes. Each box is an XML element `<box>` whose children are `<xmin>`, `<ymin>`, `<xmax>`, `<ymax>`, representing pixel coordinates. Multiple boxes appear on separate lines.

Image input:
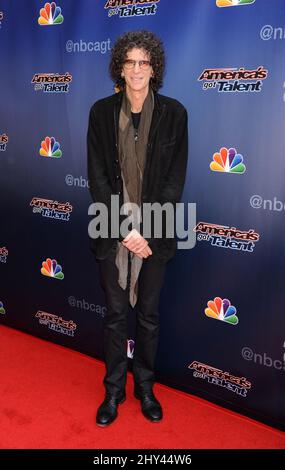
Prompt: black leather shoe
<box><xmin>96</xmin><ymin>392</ymin><xmax>126</xmax><ymax>427</ymax></box>
<box><xmin>134</xmin><ymin>389</ymin><xmax>163</xmax><ymax>422</ymax></box>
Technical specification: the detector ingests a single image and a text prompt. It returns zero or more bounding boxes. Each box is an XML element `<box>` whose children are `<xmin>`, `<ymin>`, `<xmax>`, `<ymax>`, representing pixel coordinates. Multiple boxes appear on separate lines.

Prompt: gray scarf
<box><xmin>115</xmin><ymin>89</ymin><xmax>154</xmax><ymax>307</ymax></box>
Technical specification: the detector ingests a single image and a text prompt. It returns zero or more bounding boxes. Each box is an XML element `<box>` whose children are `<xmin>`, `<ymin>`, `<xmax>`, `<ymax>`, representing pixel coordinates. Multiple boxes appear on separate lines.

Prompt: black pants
<box><xmin>99</xmin><ymin>245</ymin><xmax>166</xmax><ymax>397</ymax></box>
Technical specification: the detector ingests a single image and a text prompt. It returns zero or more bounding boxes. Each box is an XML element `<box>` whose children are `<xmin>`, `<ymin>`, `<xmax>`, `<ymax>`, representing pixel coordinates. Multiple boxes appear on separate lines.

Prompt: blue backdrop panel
<box><xmin>0</xmin><ymin>0</ymin><xmax>284</xmax><ymax>431</ymax></box>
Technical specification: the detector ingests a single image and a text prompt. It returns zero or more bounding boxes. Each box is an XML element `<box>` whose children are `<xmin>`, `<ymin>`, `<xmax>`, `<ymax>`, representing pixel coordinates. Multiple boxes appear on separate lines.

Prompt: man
<box><xmin>87</xmin><ymin>30</ymin><xmax>188</xmax><ymax>426</ymax></box>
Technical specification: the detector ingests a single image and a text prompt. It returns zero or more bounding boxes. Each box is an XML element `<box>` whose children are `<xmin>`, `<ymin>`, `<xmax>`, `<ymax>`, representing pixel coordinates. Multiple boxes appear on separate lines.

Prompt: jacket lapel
<box><xmin>147</xmin><ymin>92</ymin><xmax>165</xmax><ymax>145</ymax></box>
<box><xmin>114</xmin><ymin>91</ymin><xmax>123</xmax><ymax>148</ymax></box>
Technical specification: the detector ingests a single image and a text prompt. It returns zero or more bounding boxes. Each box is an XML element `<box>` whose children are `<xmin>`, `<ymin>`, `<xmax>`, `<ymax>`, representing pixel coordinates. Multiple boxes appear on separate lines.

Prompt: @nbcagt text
<box><xmin>93</xmin><ymin>453</ymin><xmax>192</xmax><ymax>466</ymax></box>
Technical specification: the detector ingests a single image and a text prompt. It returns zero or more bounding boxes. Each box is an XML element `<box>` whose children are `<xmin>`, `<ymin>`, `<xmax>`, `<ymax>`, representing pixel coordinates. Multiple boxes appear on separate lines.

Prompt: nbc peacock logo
<box><xmin>41</xmin><ymin>258</ymin><xmax>64</xmax><ymax>280</ymax></box>
<box><xmin>205</xmin><ymin>297</ymin><xmax>239</xmax><ymax>325</ymax></box>
<box><xmin>39</xmin><ymin>137</ymin><xmax>62</xmax><ymax>158</ymax></box>
<box><xmin>216</xmin><ymin>0</ymin><xmax>255</xmax><ymax>7</ymax></box>
<box><xmin>0</xmin><ymin>301</ymin><xmax>6</xmax><ymax>315</ymax></box>
<box><xmin>127</xmin><ymin>339</ymin><xmax>135</xmax><ymax>359</ymax></box>
<box><xmin>38</xmin><ymin>2</ymin><xmax>64</xmax><ymax>25</ymax></box>
<box><xmin>210</xmin><ymin>147</ymin><xmax>246</xmax><ymax>174</ymax></box>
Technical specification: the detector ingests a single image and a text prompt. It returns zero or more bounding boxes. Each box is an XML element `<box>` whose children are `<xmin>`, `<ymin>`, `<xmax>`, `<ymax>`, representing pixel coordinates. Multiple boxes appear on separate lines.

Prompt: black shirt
<box><xmin>131</xmin><ymin>111</ymin><xmax>141</xmax><ymax>130</ymax></box>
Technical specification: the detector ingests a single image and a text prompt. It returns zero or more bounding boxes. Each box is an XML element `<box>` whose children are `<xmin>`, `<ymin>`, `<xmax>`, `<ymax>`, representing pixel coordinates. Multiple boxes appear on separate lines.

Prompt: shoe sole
<box><xmin>96</xmin><ymin>396</ymin><xmax>126</xmax><ymax>427</ymax></box>
<box><xmin>143</xmin><ymin>415</ymin><xmax>162</xmax><ymax>423</ymax></box>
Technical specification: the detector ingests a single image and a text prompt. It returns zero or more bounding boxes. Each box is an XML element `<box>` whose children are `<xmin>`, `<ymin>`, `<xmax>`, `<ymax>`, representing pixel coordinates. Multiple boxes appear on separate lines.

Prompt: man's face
<box><xmin>121</xmin><ymin>48</ymin><xmax>153</xmax><ymax>94</ymax></box>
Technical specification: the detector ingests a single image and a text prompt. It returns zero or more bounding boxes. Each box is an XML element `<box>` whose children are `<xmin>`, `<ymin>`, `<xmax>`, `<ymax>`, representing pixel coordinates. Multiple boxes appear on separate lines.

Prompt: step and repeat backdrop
<box><xmin>1</xmin><ymin>0</ymin><xmax>284</xmax><ymax>431</ymax></box>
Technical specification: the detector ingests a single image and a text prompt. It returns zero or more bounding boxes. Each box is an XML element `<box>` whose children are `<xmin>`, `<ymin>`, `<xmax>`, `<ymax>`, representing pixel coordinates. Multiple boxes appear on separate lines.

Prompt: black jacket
<box><xmin>87</xmin><ymin>90</ymin><xmax>188</xmax><ymax>263</ymax></box>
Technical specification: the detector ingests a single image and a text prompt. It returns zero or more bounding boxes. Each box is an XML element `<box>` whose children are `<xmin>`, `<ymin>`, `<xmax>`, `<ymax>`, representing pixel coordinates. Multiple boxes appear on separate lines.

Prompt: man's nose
<box><xmin>133</xmin><ymin>62</ymin><xmax>141</xmax><ymax>72</ymax></box>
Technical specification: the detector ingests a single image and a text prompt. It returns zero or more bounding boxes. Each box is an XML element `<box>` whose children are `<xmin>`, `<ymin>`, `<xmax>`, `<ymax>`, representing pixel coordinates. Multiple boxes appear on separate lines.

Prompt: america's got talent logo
<box><xmin>32</xmin><ymin>73</ymin><xmax>72</xmax><ymax>93</ymax></box>
<box><xmin>188</xmin><ymin>361</ymin><xmax>251</xmax><ymax>397</ymax></box>
<box><xmin>30</xmin><ymin>197</ymin><xmax>73</xmax><ymax>221</ymax></box>
<box><xmin>0</xmin><ymin>247</ymin><xmax>8</xmax><ymax>263</ymax></box>
<box><xmin>35</xmin><ymin>311</ymin><xmax>77</xmax><ymax>337</ymax></box>
<box><xmin>198</xmin><ymin>66</ymin><xmax>268</xmax><ymax>93</ymax></box>
<box><xmin>194</xmin><ymin>222</ymin><xmax>260</xmax><ymax>253</ymax></box>
<box><xmin>105</xmin><ymin>0</ymin><xmax>160</xmax><ymax>18</ymax></box>
<box><xmin>0</xmin><ymin>133</ymin><xmax>8</xmax><ymax>151</ymax></box>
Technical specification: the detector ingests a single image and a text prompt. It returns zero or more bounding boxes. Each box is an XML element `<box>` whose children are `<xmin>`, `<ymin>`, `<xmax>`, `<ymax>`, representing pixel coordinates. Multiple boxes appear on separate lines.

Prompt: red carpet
<box><xmin>0</xmin><ymin>324</ymin><xmax>284</xmax><ymax>449</ymax></box>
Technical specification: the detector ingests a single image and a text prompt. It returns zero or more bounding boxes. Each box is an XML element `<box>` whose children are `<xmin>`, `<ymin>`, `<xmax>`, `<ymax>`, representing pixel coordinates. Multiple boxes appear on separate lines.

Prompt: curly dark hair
<box><xmin>109</xmin><ymin>30</ymin><xmax>165</xmax><ymax>92</ymax></box>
